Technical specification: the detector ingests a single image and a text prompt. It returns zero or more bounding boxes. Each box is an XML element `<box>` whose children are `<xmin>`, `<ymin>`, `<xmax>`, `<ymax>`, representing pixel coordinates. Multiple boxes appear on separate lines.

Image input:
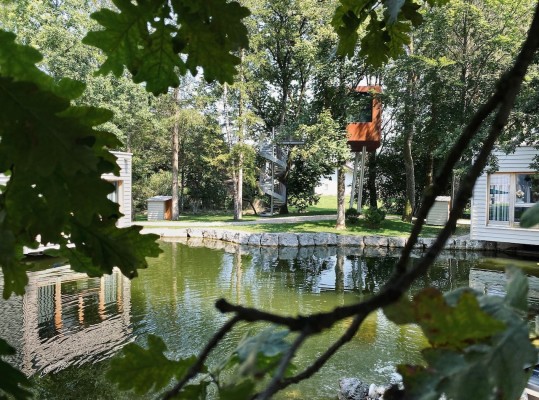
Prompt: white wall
<box><xmin>315</xmin><ymin>167</ymin><xmax>354</xmax><ymax>196</ymax></box>
<box><xmin>471</xmin><ymin>146</ymin><xmax>539</xmax><ymax>245</ymax></box>
<box><xmin>103</xmin><ymin>151</ymin><xmax>132</xmax><ymax>227</ymax></box>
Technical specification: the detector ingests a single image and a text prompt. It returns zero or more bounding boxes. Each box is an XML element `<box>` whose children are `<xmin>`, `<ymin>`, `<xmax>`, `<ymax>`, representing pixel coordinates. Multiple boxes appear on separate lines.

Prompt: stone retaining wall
<box><xmin>140</xmin><ymin>227</ymin><xmax>496</xmax><ymax>252</ymax></box>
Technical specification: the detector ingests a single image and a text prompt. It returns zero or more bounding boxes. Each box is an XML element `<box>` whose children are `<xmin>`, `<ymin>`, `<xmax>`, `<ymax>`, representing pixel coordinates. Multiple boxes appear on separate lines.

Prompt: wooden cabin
<box><xmin>346</xmin><ymin>86</ymin><xmax>382</xmax><ymax>152</ymax></box>
<box><xmin>470</xmin><ymin>146</ymin><xmax>539</xmax><ymax>245</ymax></box>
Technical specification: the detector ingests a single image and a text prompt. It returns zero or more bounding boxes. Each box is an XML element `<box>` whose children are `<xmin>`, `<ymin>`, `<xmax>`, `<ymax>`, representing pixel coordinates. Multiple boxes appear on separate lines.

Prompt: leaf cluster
<box><xmin>83</xmin><ymin>0</ymin><xmax>250</xmax><ymax>94</ymax></box>
<box><xmin>384</xmin><ymin>267</ymin><xmax>537</xmax><ymax>399</ymax></box>
<box><xmin>0</xmin><ymin>28</ymin><xmax>161</xmax><ymax>302</ymax></box>
<box><xmin>0</xmin><ymin>338</ymin><xmax>32</xmax><ymax>400</ymax></box>
<box><xmin>332</xmin><ymin>0</ymin><xmax>448</xmax><ymax>67</ymax></box>
<box><xmin>107</xmin><ymin>328</ymin><xmax>293</xmax><ymax>399</ymax></box>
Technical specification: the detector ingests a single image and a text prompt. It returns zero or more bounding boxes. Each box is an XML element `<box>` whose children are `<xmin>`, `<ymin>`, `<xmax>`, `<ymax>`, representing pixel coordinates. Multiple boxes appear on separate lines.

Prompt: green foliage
<box><xmin>107</xmin><ymin>335</ymin><xmax>200</xmax><ymax>395</ymax></box>
<box><xmin>0</xmin><ymin>28</ymin><xmax>161</xmax><ymax>298</ymax></box>
<box><xmin>0</xmin><ymin>338</ymin><xmax>32</xmax><ymax>399</ymax></box>
<box><xmin>232</xmin><ymin>328</ymin><xmax>292</xmax><ymax>377</ymax></box>
<box><xmin>332</xmin><ymin>0</ymin><xmax>448</xmax><ymax>67</ymax></box>
<box><xmin>520</xmin><ymin>202</ymin><xmax>539</xmax><ymax>228</ymax></box>
<box><xmin>345</xmin><ymin>207</ymin><xmax>359</xmax><ymax>224</ymax></box>
<box><xmin>384</xmin><ymin>268</ymin><xmax>537</xmax><ymax>399</ymax></box>
<box><xmin>288</xmin><ymin>110</ymin><xmax>349</xmax><ymax>212</ymax></box>
<box><xmin>362</xmin><ymin>206</ymin><xmax>386</xmax><ymax>228</ymax></box>
<box><xmin>83</xmin><ymin>0</ymin><xmax>250</xmax><ymax>94</ymax></box>
<box><xmin>219</xmin><ymin>380</ymin><xmax>257</xmax><ymax>400</ymax></box>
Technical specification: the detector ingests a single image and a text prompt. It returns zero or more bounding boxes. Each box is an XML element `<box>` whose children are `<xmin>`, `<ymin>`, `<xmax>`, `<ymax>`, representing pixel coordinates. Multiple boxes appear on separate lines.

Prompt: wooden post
<box><xmin>349</xmin><ymin>152</ymin><xmax>360</xmax><ymax>209</ymax></box>
<box><xmin>357</xmin><ymin>146</ymin><xmax>367</xmax><ymax>213</ymax></box>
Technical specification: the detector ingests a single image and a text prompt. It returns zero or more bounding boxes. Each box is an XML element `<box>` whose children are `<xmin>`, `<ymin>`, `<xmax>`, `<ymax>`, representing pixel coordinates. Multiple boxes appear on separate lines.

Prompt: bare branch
<box><xmin>163</xmin><ymin>316</ymin><xmax>241</xmax><ymax>399</ymax></box>
<box><xmin>256</xmin><ymin>329</ymin><xmax>311</xmax><ymax>400</ymax></box>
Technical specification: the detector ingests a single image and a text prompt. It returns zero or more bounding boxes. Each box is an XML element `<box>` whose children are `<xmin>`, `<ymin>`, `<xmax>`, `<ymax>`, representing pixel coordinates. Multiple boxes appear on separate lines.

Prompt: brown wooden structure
<box><xmin>346</xmin><ymin>85</ymin><xmax>382</xmax><ymax>152</ymax></box>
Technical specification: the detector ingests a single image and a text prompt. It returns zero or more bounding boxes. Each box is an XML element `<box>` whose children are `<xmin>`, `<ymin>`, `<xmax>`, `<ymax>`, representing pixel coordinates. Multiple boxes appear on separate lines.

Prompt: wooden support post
<box><xmin>357</xmin><ymin>146</ymin><xmax>367</xmax><ymax>214</ymax></box>
<box><xmin>349</xmin><ymin>152</ymin><xmax>360</xmax><ymax>209</ymax></box>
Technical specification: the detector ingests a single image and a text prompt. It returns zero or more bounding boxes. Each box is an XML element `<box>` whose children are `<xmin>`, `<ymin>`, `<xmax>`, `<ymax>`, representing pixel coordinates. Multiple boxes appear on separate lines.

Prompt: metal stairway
<box><xmin>259</xmin><ymin>140</ymin><xmax>287</xmax><ymax>214</ymax></box>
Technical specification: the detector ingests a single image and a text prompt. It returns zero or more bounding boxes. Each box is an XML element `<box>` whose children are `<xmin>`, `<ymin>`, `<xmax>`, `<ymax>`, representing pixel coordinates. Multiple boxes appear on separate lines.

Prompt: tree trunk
<box><xmin>234</xmin><ymin>49</ymin><xmax>246</xmax><ymax>220</ymax></box>
<box><xmin>368</xmin><ymin>151</ymin><xmax>378</xmax><ymax>208</ymax></box>
<box><xmin>426</xmin><ymin>153</ymin><xmax>434</xmax><ymax>187</ymax></box>
<box><xmin>402</xmin><ymin>42</ymin><xmax>416</xmax><ymax>223</ymax></box>
<box><xmin>336</xmin><ymin>165</ymin><xmax>346</xmax><ymax>229</ymax></box>
<box><xmin>171</xmin><ymin>87</ymin><xmax>180</xmax><ymax>220</ymax></box>
<box><xmin>403</xmin><ymin>128</ymin><xmax>415</xmax><ymax>222</ymax></box>
<box><xmin>335</xmin><ymin>251</ymin><xmax>344</xmax><ymax>293</ymax></box>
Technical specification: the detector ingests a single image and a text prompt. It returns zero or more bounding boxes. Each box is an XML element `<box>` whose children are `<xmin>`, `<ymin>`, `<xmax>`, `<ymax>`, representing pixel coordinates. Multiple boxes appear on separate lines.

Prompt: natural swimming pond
<box><xmin>0</xmin><ymin>240</ymin><xmax>537</xmax><ymax>399</ymax></box>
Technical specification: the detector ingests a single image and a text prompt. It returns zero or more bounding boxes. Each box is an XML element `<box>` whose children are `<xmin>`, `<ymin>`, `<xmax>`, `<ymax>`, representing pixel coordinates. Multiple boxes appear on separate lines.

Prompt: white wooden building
<box><xmin>315</xmin><ymin>164</ymin><xmax>355</xmax><ymax>196</ymax></box>
<box><xmin>470</xmin><ymin>146</ymin><xmax>539</xmax><ymax>245</ymax></box>
<box><xmin>0</xmin><ymin>151</ymin><xmax>132</xmax><ymax>253</ymax></box>
<box><xmin>102</xmin><ymin>151</ymin><xmax>132</xmax><ymax>228</ymax></box>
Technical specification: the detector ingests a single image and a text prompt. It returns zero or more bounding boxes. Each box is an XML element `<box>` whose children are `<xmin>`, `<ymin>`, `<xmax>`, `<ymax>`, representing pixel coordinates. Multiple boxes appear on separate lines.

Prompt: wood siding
<box><xmin>426</xmin><ymin>199</ymin><xmax>449</xmax><ymax>226</ymax></box>
<box><xmin>471</xmin><ymin>147</ymin><xmax>539</xmax><ymax>245</ymax></box>
<box><xmin>147</xmin><ymin>201</ymin><xmax>166</xmax><ymax>220</ymax></box>
<box><xmin>102</xmin><ymin>151</ymin><xmax>132</xmax><ymax>227</ymax></box>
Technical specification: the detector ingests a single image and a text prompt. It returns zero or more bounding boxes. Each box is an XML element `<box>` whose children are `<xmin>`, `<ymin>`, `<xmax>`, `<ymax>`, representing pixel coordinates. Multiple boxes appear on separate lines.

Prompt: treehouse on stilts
<box><xmin>346</xmin><ymin>86</ymin><xmax>382</xmax><ymax>212</ymax></box>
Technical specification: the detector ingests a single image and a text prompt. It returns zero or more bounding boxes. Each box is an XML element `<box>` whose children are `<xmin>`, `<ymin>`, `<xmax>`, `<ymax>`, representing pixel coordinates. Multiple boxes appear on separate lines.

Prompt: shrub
<box><xmin>363</xmin><ymin>206</ymin><xmax>386</xmax><ymax>228</ymax></box>
<box><xmin>345</xmin><ymin>207</ymin><xmax>359</xmax><ymax>224</ymax></box>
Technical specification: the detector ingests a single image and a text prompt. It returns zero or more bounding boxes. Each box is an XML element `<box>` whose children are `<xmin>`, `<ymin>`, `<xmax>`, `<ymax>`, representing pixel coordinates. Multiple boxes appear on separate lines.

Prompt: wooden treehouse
<box><xmin>346</xmin><ymin>86</ymin><xmax>382</xmax><ymax>210</ymax></box>
<box><xmin>346</xmin><ymin>85</ymin><xmax>382</xmax><ymax>152</ymax></box>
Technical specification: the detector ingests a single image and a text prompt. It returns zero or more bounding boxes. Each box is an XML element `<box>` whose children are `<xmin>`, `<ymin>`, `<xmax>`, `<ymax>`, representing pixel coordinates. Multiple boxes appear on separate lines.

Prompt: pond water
<box><xmin>0</xmin><ymin>240</ymin><xmax>537</xmax><ymax>399</ymax></box>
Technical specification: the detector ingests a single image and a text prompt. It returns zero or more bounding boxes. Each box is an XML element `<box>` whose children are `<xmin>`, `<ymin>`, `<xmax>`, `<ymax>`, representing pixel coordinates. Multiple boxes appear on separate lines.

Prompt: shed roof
<box><xmin>147</xmin><ymin>195</ymin><xmax>172</xmax><ymax>201</ymax></box>
<box><xmin>435</xmin><ymin>196</ymin><xmax>451</xmax><ymax>202</ymax></box>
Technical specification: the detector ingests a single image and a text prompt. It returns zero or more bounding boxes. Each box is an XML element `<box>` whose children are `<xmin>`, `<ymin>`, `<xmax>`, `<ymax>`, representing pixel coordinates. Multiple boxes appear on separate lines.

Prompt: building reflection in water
<box><xmin>0</xmin><ymin>265</ymin><xmax>132</xmax><ymax>376</ymax></box>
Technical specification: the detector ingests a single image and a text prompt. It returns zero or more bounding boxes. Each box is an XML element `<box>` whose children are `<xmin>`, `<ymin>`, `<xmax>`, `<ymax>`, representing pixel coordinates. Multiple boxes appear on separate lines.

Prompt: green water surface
<box><xmin>0</xmin><ymin>240</ymin><xmax>519</xmax><ymax>399</ymax></box>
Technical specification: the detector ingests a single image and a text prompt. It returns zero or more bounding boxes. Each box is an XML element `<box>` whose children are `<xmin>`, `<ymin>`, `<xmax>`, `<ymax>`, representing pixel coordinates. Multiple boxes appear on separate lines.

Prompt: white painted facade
<box><xmin>315</xmin><ymin>165</ymin><xmax>355</xmax><ymax>196</ymax></box>
<box><xmin>470</xmin><ymin>146</ymin><xmax>539</xmax><ymax>245</ymax></box>
<box><xmin>426</xmin><ymin>196</ymin><xmax>450</xmax><ymax>226</ymax></box>
<box><xmin>147</xmin><ymin>195</ymin><xmax>172</xmax><ymax>221</ymax></box>
<box><xmin>102</xmin><ymin>151</ymin><xmax>132</xmax><ymax>228</ymax></box>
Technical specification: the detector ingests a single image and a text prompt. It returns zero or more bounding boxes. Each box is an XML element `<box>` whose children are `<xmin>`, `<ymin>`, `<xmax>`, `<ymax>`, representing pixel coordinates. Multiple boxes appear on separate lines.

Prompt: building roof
<box><xmin>147</xmin><ymin>195</ymin><xmax>172</xmax><ymax>201</ymax></box>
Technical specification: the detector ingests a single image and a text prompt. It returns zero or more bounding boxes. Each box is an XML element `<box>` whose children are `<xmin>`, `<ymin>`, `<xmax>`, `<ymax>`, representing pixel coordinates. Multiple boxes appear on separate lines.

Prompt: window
<box><xmin>346</xmin><ymin>92</ymin><xmax>373</xmax><ymax>123</ymax></box>
<box><xmin>488</xmin><ymin>173</ymin><xmax>539</xmax><ymax>227</ymax></box>
<box><xmin>489</xmin><ymin>174</ymin><xmax>510</xmax><ymax>223</ymax></box>
<box><xmin>514</xmin><ymin>173</ymin><xmax>539</xmax><ymax>222</ymax></box>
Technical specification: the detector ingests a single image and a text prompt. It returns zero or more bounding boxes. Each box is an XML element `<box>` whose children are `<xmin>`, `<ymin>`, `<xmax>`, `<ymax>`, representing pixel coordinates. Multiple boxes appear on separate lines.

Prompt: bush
<box><xmin>363</xmin><ymin>206</ymin><xmax>386</xmax><ymax>228</ymax></box>
<box><xmin>345</xmin><ymin>207</ymin><xmax>359</xmax><ymax>224</ymax></box>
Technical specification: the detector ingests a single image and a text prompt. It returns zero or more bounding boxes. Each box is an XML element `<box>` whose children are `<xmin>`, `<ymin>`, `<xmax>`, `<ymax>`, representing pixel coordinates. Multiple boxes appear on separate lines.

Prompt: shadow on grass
<box><xmin>238</xmin><ymin>216</ymin><xmax>469</xmax><ymax>238</ymax></box>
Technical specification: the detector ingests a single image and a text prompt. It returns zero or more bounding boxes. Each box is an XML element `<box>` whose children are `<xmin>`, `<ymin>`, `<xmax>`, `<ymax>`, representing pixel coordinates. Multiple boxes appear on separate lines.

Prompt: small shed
<box><xmin>147</xmin><ymin>196</ymin><xmax>173</xmax><ymax>221</ymax></box>
<box><xmin>426</xmin><ymin>196</ymin><xmax>451</xmax><ymax>226</ymax></box>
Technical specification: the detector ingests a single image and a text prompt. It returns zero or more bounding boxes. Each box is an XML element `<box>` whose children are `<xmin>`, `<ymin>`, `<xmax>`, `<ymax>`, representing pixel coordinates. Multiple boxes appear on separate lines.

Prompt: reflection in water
<box><xmin>0</xmin><ymin>239</ymin><xmax>535</xmax><ymax>399</ymax></box>
<box><xmin>0</xmin><ymin>266</ymin><xmax>131</xmax><ymax>376</ymax></box>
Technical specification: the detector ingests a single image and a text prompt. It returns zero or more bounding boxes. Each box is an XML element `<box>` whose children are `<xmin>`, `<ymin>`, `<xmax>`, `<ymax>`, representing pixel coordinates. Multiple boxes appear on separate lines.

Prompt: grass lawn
<box><xmin>232</xmin><ymin>214</ymin><xmax>469</xmax><ymax>238</ymax></box>
<box><xmin>134</xmin><ymin>195</ymin><xmax>342</xmax><ymax>222</ymax></box>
